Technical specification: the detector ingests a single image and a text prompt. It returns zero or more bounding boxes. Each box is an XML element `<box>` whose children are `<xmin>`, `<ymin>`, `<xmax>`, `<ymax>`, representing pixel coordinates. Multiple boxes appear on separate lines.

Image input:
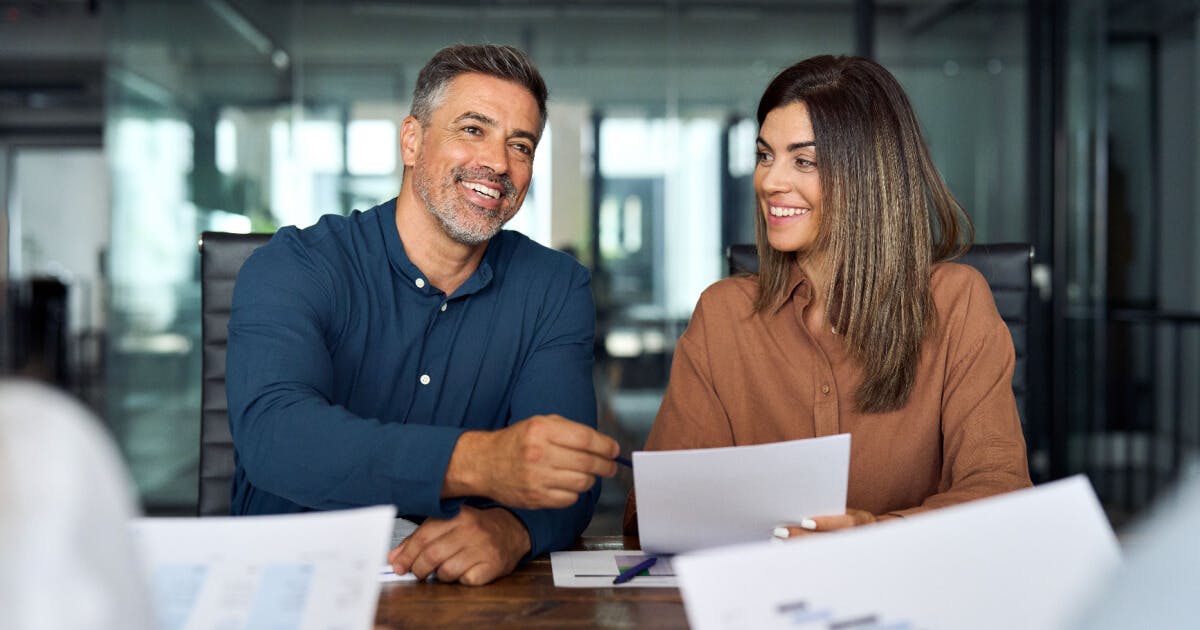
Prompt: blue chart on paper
<box><xmin>150</xmin><ymin>564</ymin><xmax>208</xmax><ymax>630</ymax></box>
<box><xmin>776</xmin><ymin>599</ymin><xmax>913</xmax><ymax>629</ymax></box>
<box><xmin>245</xmin><ymin>564</ymin><xmax>315</xmax><ymax>629</ymax></box>
<box><xmin>149</xmin><ymin>562</ymin><xmax>316</xmax><ymax>630</ymax></box>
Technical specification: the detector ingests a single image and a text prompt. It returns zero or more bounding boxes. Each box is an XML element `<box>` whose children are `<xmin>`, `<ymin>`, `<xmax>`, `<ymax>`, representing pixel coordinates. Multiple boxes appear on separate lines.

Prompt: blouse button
<box><xmin>821</xmin><ymin>384</ymin><xmax>831</xmax><ymax>395</ymax></box>
<box><xmin>419</xmin><ymin>374</ymin><xmax>431</xmax><ymax>385</ymax></box>
<box><xmin>415</xmin><ymin>278</ymin><xmax>426</xmax><ymax>289</ymax></box>
<box><xmin>440</xmin><ymin>303</ymin><xmax>447</xmax><ymax>312</ymax></box>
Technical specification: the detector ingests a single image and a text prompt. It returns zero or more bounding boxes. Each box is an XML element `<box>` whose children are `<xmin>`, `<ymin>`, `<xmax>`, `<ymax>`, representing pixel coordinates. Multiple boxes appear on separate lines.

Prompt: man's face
<box><xmin>405</xmin><ymin>72</ymin><xmax>541</xmax><ymax>245</ymax></box>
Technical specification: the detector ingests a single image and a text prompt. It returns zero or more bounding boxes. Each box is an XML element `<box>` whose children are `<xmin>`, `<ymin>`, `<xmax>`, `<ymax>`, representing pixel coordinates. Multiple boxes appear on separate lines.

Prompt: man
<box><xmin>226</xmin><ymin>44</ymin><xmax>619</xmax><ymax>586</ymax></box>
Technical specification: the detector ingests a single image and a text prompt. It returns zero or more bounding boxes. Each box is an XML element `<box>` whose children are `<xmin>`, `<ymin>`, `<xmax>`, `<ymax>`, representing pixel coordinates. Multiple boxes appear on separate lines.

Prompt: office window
<box><xmin>347</xmin><ymin>119</ymin><xmax>395</xmax><ymax>176</ymax></box>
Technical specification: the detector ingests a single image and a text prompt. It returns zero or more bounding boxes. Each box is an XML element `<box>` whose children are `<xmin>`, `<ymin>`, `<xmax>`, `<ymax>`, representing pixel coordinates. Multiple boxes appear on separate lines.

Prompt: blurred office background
<box><xmin>0</xmin><ymin>0</ymin><xmax>1196</xmax><ymax>532</ymax></box>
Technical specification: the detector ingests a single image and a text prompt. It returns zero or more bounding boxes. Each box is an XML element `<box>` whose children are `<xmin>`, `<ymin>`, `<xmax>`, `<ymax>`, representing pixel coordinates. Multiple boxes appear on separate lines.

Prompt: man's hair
<box><xmin>752</xmin><ymin>55</ymin><xmax>974</xmax><ymax>413</ymax></box>
<box><xmin>411</xmin><ymin>44</ymin><xmax>548</xmax><ymax>134</ymax></box>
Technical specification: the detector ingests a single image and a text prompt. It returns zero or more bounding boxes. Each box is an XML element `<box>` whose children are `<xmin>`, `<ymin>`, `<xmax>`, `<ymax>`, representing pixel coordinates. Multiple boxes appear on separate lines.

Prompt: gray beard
<box><xmin>414</xmin><ymin>169</ymin><xmax>506</xmax><ymax>246</ymax></box>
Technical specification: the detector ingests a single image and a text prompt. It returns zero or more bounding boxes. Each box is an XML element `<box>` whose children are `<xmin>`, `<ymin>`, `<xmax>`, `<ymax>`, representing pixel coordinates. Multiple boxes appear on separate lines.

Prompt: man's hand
<box><xmin>387</xmin><ymin>506</ymin><xmax>530</xmax><ymax>585</ymax></box>
<box><xmin>443</xmin><ymin>415</ymin><xmax>620</xmax><ymax>509</ymax></box>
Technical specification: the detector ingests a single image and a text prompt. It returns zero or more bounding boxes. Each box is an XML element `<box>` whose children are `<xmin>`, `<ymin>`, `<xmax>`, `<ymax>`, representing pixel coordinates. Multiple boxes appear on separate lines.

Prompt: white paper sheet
<box><xmin>378</xmin><ymin>517</ymin><xmax>421</xmax><ymax>583</ymax></box>
<box><xmin>389</xmin><ymin>516</ymin><xmax>419</xmax><ymax>548</ymax></box>
<box><xmin>377</xmin><ymin>565</ymin><xmax>419</xmax><ymax>583</ymax></box>
<box><xmin>674</xmin><ymin>476</ymin><xmax>1121</xmax><ymax>630</ymax></box>
<box><xmin>129</xmin><ymin>505</ymin><xmax>396</xmax><ymax>630</ymax></box>
<box><xmin>550</xmin><ymin>550</ymin><xmax>677</xmax><ymax>588</ymax></box>
<box><xmin>633</xmin><ymin>434</ymin><xmax>850</xmax><ymax>553</ymax></box>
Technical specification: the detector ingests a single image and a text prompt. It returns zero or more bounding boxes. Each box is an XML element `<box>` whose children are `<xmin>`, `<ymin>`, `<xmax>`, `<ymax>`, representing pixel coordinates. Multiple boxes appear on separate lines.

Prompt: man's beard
<box><xmin>414</xmin><ymin>164</ymin><xmax>519</xmax><ymax>246</ymax></box>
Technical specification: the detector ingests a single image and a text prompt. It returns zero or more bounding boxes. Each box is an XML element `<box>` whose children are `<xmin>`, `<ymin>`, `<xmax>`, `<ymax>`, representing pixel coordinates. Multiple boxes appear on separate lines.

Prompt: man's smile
<box><xmin>461</xmin><ymin>180</ymin><xmax>502</xmax><ymax>200</ymax></box>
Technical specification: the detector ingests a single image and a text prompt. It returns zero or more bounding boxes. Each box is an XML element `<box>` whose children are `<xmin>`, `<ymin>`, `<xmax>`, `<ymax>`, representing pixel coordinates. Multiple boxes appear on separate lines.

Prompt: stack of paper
<box><xmin>550</xmin><ymin>550</ymin><xmax>678</xmax><ymax>588</ymax></box>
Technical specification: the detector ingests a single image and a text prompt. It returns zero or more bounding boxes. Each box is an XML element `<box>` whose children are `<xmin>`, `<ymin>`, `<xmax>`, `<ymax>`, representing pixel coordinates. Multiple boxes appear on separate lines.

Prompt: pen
<box><xmin>614</xmin><ymin>455</ymin><xmax>633</xmax><ymax>468</ymax></box>
<box><xmin>613</xmin><ymin>556</ymin><xmax>657</xmax><ymax>585</ymax></box>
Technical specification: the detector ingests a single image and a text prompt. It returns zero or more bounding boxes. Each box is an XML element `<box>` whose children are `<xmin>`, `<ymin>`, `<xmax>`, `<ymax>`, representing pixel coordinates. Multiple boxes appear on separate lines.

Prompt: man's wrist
<box><xmin>443</xmin><ymin>430</ymin><xmax>488</xmax><ymax>498</ymax></box>
<box><xmin>487</xmin><ymin>507</ymin><xmax>533</xmax><ymax>560</ymax></box>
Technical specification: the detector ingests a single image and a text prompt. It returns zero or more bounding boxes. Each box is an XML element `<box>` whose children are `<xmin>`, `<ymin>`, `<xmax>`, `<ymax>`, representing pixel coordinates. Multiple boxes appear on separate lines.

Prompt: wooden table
<box><xmin>374</xmin><ymin>536</ymin><xmax>688</xmax><ymax>629</ymax></box>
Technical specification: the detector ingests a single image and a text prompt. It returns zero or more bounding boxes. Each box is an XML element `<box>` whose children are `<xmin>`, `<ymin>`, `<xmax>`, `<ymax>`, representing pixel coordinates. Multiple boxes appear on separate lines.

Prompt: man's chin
<box><xmin>443</xmin><ymin>220</ymin><xmax>503</xmax><ymax>246</ymax></box>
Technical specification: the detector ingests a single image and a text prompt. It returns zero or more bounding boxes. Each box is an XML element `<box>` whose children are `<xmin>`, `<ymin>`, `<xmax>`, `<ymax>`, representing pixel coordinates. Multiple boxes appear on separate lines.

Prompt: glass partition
<box><xmin>876</xmin><ymin>2</ymin><xmax>1030</xmax><ymax>243</ymax></box>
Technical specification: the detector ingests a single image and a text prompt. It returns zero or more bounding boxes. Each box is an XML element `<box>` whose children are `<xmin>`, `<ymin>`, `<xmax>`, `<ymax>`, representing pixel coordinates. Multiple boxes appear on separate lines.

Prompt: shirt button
<box><xmin>821</xmin><ymin>384</ymin><xmax>831</xmax><ymax>395</ymax></box>
<box><xmin>440</xmin><ymin>303</ymin><xmax>447</xmax><ymax>312</ymax></box>
<box><xmin>419</xmin><ymin>374</ymin><xmax>431</xmax><ymax>385</ymax></box>
<box><xmin>414</xmin><ymin>278</ymin><xmax>426</xmax><ymax>289</ymax></box>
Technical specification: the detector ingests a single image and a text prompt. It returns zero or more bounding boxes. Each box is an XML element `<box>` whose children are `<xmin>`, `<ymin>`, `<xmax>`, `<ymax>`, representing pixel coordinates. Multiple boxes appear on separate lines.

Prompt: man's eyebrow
<box><xmin>511</xmin><ymin>129</ymin><xmax>540</xmax><ymax>145</ymax></box>
<box><xmin>454</xmin><ymin>111</ymin><xmax>498</xmax><ymax>127</ymax></box>
<box><xmin>454</xmin><ymin>111</ymin><xmax>540</xmax><ymax>145</ymax></box>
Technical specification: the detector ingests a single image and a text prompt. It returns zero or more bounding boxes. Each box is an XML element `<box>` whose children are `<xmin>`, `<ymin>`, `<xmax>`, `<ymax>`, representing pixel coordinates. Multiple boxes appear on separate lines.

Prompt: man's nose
<box><xmin>474</xmin><ymin>137</ymin><xmax>510</xmax><ymax>175</ymax></box>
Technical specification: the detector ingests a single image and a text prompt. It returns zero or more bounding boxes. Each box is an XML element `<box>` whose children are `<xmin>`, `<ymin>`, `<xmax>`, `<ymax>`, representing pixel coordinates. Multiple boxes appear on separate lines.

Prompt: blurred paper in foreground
<box><xmin>130</xmin><ymin>505</ymin><xmax>395</xmax><ymax>630</ymax></box>
<box><xmin>675</xmin><ymin>476</ymin><xmax>1118</xmax><ymax>630</ymax></box>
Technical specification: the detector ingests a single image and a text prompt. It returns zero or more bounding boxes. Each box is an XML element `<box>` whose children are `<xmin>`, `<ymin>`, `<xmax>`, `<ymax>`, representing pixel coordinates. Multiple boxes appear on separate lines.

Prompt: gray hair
<box><xmin>411</xmin><ymin>44</ymin><xmax>548</xmax><ymax>134</ymax></box>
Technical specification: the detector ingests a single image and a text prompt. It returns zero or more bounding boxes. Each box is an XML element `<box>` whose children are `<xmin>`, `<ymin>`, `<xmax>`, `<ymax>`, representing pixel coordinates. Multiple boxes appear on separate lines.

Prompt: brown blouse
<box><xmin>623</xmin><ymin>262</ymin><xmax>1032</xmax><ymax>533</ymax></box>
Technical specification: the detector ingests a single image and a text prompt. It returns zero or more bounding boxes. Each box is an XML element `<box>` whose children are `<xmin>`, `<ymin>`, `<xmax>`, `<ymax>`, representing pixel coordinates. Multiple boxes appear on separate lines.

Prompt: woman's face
<box><xmin>755</xmin><ymin>101</ymin><xmax>822</xmax><ymax>255</ymax></box>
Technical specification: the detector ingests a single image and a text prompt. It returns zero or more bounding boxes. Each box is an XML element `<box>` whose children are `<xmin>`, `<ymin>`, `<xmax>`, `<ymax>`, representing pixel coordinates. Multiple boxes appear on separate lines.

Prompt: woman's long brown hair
<box><xmin>753</xmin><ymin>55</ymin><xmax>973</xmax><ymax>413</ymax></box>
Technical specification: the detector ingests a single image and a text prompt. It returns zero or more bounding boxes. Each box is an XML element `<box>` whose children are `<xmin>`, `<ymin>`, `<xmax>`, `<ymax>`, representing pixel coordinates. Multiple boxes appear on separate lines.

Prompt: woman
<box><xmin>624</xmin><ymin>55</ymin><xmax>1031</xmax><ymax>537</ymax></box>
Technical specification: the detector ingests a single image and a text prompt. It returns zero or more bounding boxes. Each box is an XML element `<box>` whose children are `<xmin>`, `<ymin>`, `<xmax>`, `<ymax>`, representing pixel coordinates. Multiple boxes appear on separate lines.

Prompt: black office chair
<box><xmin>198</xmin><ymin>231</ymin><xmax>274</xmax><ymax>516</ymax></box>
<box><xmin>725</xmin><ymin>243</ymin><xmax>1034</xmax><ymax>423</ymax></box>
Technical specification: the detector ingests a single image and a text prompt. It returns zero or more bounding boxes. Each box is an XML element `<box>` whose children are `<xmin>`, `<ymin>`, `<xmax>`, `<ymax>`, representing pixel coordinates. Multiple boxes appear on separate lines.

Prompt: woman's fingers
<box><xmin>772</xmin><ymin>510</ymin><xmax>877</xmax><ymax>539</ymax></box>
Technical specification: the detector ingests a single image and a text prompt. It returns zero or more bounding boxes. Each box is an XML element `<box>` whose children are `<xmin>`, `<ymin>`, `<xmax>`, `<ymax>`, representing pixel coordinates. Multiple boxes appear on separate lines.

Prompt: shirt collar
<box><xmin>768</xmin><ymin>260</ymin><xmax>812</xmax><ymax>315</ymax></box>
<box><xmin>380</xmin><ymin>198</ymin><xmax>496</xmax><ymax>298</ymax></box>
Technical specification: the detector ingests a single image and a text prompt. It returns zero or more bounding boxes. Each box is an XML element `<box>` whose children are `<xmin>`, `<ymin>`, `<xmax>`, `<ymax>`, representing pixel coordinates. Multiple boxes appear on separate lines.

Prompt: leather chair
<box><xmin>725</xmin><ymin>243</ymin><xmax>1034</xmax><ymax>423</ymax></box>
<box><xmin>198</xmin><ymin>231</ymin><xmax>273</xmax><ymax>516</ymax></box>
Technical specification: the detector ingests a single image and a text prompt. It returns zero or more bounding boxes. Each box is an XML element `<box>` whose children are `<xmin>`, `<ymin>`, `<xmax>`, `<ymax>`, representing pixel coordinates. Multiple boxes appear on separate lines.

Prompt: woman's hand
<box><xmin>773</xmin><ymin>509</ymin><xmax>877</xmax><ymax>539</ymax></box>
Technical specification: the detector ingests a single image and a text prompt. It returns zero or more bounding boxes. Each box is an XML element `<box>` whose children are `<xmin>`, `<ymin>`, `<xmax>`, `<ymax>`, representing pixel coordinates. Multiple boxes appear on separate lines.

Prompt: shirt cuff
<box><xmin>375</xmin><ymin>423</ymin><xmax>469</xmax><ymax>518</ymax></box>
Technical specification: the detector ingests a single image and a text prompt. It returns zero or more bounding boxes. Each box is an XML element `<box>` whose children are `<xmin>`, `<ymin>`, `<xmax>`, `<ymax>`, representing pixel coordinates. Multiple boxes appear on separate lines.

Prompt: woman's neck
<box><xmin>796</xmin><ymin>251</ymin><xmax>829</xmax><ymax>302</ymax></box>
<box><xmin>796</xmin><ymin>251</ymin><xmax>832</xmax><ymax>332</ymax></box>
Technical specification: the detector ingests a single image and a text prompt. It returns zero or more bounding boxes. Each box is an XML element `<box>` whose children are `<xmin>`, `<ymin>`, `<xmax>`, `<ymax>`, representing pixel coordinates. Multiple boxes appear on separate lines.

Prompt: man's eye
<box><xmin>464</xmin><ymin>126</ymin><xmax>482</xmax><ymax>135</ymax></box>
<box><xmin>512</xmin><ymin>143</ymin><xmax>533</xmax><ymax>156</ymax></box>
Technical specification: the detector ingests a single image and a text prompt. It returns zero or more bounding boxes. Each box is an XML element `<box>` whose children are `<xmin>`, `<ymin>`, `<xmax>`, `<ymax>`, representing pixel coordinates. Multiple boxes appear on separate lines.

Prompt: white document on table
<box><xmin>129</xmin><ymin>505</ymin><xmax>396</xmax><ymax>630</ymax></box>
<box><xmin>551</xmin><ymin>550</ymin><xmax>677</xmax><ymax>588</ymax></box>
<box><xmin>674</xmin><ymin>475</ymin><xmax>1121</xmax><ymax>630</ymax></box>
<box><xmin>634</xmin><ymin>434</ymin><xmax>850</xmax><ymax>554</ymax></box>
<box><xmin>378</xmin><ymin>516</ymin><xmax>420</xmax><ymax>583</ymax></box>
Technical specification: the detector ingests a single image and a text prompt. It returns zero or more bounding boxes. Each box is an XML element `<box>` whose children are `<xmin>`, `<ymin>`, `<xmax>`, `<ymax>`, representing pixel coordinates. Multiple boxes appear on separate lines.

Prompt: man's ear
<box><xmin>399</xmin><ymin>115</ymin><xmax>422</xmax><ymax>167</ymax></box>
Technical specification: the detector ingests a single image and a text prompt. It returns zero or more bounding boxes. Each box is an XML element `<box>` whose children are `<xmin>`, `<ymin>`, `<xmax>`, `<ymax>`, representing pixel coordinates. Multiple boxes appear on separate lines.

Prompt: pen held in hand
<box><xmin>614</xmin><ymin>455</ymin><xmax>633</xmax><ymax>469</ymax></box>
<box><xmin>612</xmin><ymin>556</ymin><xmax>657</xmax><ymax>585</ymax></box>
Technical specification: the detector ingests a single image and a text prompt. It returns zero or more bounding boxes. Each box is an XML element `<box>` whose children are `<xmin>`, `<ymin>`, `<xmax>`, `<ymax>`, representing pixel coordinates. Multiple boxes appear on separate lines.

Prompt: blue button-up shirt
<box><xmin>226</xmin><ymin>199</ymin><xmax>599</xmax><ymax>558</ymax></box>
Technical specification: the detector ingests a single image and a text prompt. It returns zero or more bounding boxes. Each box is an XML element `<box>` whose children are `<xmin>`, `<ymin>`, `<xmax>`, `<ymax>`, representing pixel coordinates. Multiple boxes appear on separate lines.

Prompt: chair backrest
<box><xmin>725</xmin><ymin>243</ymin><xmax>1034</xmax><ymax>423</ymax></box>
<box><xmin>198</xmin><ymin>231</ymin><xmax>273</xmax><ymax>516</ymax></box>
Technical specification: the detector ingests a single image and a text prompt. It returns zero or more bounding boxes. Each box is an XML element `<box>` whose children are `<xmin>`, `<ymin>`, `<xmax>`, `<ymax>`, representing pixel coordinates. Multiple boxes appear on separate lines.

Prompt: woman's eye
<box><xmin>755</xmin><ymin>151</ymin><xmax>772</xmax><ymax>164</ymax></box>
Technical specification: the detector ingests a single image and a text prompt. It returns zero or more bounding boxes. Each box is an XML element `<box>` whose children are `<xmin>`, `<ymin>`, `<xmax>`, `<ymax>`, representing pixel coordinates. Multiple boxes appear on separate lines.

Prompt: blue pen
<box><xmin>614</xmin><ymin>455</ymin><xmax>633</xmax><ymax>468</ymax></box>
<box><xmin>613</xmin><ymin>556</ymin><xmax>657</xmax><ymax>585</ymax></box>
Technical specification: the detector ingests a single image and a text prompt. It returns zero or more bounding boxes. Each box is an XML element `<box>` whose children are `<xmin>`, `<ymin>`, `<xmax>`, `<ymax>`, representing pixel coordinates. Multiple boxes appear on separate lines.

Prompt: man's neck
<box><xmin>394</xmin><ymin>186</ymin><xmax>488</xmax><ymax>296</ymax></box>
